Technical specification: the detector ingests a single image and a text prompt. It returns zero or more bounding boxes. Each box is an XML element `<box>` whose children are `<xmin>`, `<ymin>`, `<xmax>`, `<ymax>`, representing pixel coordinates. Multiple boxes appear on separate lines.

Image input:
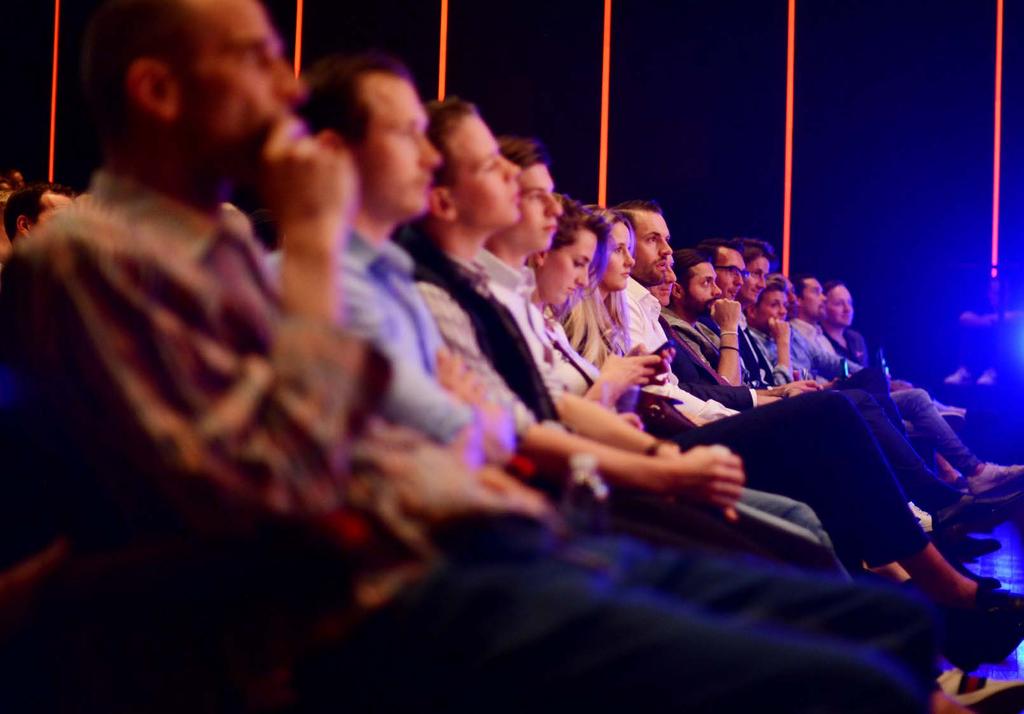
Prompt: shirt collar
<box><xmin>626</xmin><ymin>277</ymin><xmax>661</xmax><ymax>317</ymax></box>
<box><xmin>747</xmin><ymin>324</ymin><xmax>771</xmax><ymax>342</ymax></box>
<box><xmin>476</xmin><ymin>248</ymin><xmax>535</xmax><ymax>296</ymax></box>
<box><xmin>791</xmin><ymin>317</ymin><xmax>822</xmax><ymax>335</ymax></box>
<box><xmin>90</xmin><ymin>169</ymin><xmax>223</xmax><ymax>259</ymax></box>
<box><xmin>346</xmin><ymin>231</ymin><xmax>414</xmax><ymax>277</ymax></box>
<box><xmin>660</xmin><ymin>307</ymin><xmax>689</xmax><ymax>329</ymax></box>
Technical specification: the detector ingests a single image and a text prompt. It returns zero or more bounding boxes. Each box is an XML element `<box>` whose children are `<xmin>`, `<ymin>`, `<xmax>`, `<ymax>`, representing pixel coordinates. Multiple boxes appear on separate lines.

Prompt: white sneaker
<box><xmin>968</xmin><ymin>463</ymin><xmax>1024</xmax><ymax>496</ymax></box>
<box><xmin>944</xmin><ymin>366</ymin><xmax>974</xmax><ymax>385</ymax></box>
<box><xmin>977</xmin><ymin>368</ymin><xmax>998</xmax><ymax>386</ymax></box>
<box><xmin>938</xmin><ymin>667</ymin><xmax>1024</xmax><ymax>710</ymax></box>
<box><xmin>908</xmin><ymin>501</ymin><xmax>933</xmax><ymax>532</ymax></box>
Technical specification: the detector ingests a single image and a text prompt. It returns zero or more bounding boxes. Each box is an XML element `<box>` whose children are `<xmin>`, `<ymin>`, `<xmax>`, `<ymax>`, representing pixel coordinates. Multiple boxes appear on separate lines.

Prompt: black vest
<box><xmin>396</xmin><ymin>226</ymin><xmax>559</xmax><ymax>422</ymax></box>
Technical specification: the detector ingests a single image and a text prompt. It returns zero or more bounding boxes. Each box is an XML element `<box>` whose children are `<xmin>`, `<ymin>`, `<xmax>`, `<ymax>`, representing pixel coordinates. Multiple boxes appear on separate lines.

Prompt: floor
<box><xmin>938</xmin><ymin>380</ymin><xmax>1024</xmax><ymax>681</ymax></box>
<box><xmin>967</xmin><ymin>517</ymin><xmax>1024</xmax><ymax>680</ymax></box>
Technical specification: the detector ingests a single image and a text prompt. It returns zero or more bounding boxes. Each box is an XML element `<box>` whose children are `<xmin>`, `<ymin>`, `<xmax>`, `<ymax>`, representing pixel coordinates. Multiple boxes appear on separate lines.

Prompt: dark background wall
<box><xmin>1</xmin><ymin>0</ymin><xmax>1019</xmax><ymax>386</ymax></box>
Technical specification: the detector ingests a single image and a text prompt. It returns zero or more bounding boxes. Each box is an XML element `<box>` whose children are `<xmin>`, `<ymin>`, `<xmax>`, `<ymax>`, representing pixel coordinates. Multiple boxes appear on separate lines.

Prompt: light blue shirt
<box><xmin>790</xmin><ymin>318</ymin><xmax>862</xmax><ymax>381</ymax></box>
<box><xmin>266</xmin><ymin>234</ymin><xmax>474</xmax><ymax>443</ymax></box>
<box><xmin>341</xmin><ymin>233</ymin><xmax>474</xmax><ymax>443</ymax></box>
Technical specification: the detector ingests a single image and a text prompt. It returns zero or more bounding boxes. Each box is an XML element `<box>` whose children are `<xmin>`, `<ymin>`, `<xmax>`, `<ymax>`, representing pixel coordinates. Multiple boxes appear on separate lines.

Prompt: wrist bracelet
<box><xmin>720</xmin><ymin>330</ymin><xmax>738</xmax><ymax>336</ymax></box>
<box><xmin>720</xmin><ymin>345</ymin><xmax>739</xmax><ymax>352</ymax></box>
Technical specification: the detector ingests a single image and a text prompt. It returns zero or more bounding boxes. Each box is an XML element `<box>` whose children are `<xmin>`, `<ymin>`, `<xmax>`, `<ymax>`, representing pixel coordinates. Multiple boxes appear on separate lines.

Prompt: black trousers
<box><xmin>839</xmin><ymin>388</ymin><xmax>963</xmax><ymax>512</ymax></box>
<box><xmin>298</xmin><ymin>524</ymin><xmax>934</xmax><ymax>713</ymax></box>
<box><xmin>672</xmin><ymin>391</ymin><xmax>930</xmax><ymax>572</ymax></box>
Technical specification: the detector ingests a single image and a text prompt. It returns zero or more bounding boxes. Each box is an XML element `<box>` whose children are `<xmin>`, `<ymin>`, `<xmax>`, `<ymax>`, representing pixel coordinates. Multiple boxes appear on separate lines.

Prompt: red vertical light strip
<box><xmin>991</xmin><ymin>0</ymin><xmax>1004</xmax><ymax>278</ymax></box>
<box><xmin>293</xmin><ymin>0</ymin><xmax>304</xmax><ymax>78</ymax></box>
<box><xmin>438</xmin><ymin>0</ymin><xmax>449</xmax><ymax>101</ymax></box>
<box><xmin>48</xmin><ymin>0</ymin><xmax>60</xmax><ymax>182</ymax></box>
<box><xmin>597</xmin><ymin>0</ymin><xmax>612</xmax><ymax>207</ymax></box>
<box><xmin>781</xmin><ymin>0</ymin><xmax>796</xmax><ymax>277</ymax></box>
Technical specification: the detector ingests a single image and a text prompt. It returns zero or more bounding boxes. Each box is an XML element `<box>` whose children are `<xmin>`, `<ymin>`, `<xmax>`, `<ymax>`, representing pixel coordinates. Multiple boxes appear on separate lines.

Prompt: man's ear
<box><xmin>427</xmin><ymin>186</ymin><xmax>457</xmax><ymax>222</ymax></box>
<box><xmin>124</xmin><ymin>57</ymin><xmax>181</xmax><ymax>124</ymax></box>
<box><xmin>14</xmin><ymin>215</ymin><xmax>33</xmax><ymax>237</ymax></box>
<box><xmin>531</xmin><ymin>250</ymin><xmax>549</xmax><ymax>268</ymax></box>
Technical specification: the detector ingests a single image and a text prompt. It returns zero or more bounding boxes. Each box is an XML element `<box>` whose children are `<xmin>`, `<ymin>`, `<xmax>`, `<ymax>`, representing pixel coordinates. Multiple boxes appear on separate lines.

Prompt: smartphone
<box><xmin>652</xmin><ymin>339</ymin><xmax>677</xmax><ymax>375</ymax></box>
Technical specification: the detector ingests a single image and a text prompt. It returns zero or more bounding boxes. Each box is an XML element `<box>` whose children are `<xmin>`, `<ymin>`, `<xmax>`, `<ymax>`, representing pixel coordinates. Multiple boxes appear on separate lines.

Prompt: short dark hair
<box><xmin>696</xmin><ymin>237</ymin><xmax>745</xmax><ymax>265</ymax></box>
<box><xmin>738</xmin><ymin>237</ymin><xmax>776</xmax><ymax>268</ymax></box>
<box><xmin>498</xmin><ymin>136</ymin><xmax>552</xmax><ymax>169</ymax></box>
<box><xmin>302</xmin><ymin>52</ymin><xmax>414</xmax><ymax>142</ymax></box>
<box><xmin>425</xmin><ymin>97</ymin><xmax>479</xmax><ymax>185</ymax></box>
<box><xmin>0</xmin><ymin>168</ymin><xmax>24</xmax><ymax>192</ymax></box>
<box><xmin>671</xmin><ymin>248</ymin><xmax>714</xmax><ymax>284</ymax></box>
<box><xmin>81</xmin><ymin>0</ymin><xmax>198</xmax><ymax>139</ymax></box>
<box><xmin>822</xmin><ymin>280</ymin><xmax>847</xmax><ymax>296</ymax></box>
<box><xmin>791</xmin><ymin>273</ymin><xmax>818</xmax><ymax>299</ymax></box>
<box><xmin>755</xmin><ymin>280</ymin><xmax>788</xmax><ymax>306</ymax></box>
<box><xmin>611</xmin><ymin>199</ymin><xmax>662</xmax><ymax>235</ymax></box>
<box><xmin>4</xmin><ymin>183</ymin><xmax>75</xmax><ymax>239</ymax></box>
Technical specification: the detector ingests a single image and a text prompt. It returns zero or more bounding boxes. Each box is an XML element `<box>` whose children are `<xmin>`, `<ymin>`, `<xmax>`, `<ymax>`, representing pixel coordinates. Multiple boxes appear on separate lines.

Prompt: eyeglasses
<box><xmin>713</xmin><ymin>265</ymin><xmax>750</xmax><ymax>279</ymax></box>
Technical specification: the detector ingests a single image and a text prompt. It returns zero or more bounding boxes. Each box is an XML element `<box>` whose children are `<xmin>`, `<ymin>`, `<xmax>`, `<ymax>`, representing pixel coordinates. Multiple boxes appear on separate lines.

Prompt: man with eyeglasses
<box><xmin>697</xmin><ymin>238</ymin><xmax>803</xmax><ymax>391</ymax></box>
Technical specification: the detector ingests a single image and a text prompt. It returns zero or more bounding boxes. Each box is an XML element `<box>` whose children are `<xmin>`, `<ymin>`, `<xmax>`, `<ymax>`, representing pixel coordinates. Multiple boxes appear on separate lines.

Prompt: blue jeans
<box><xmin>892</xmin><ymin>387</ymin><xmax>981</xmax><ymax>476</ymax></box>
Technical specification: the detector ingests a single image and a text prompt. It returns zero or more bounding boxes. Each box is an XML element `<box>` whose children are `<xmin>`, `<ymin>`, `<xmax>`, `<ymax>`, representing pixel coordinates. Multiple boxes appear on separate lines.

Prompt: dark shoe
<box><xmin>977</xmin><ymin>589</ymin><xmax>1024</xmax><ymax>614</ymax></box>
<box><xmin>934</xmin><ymin>492</ymin><xmax>1024</xmax><ymax>536</ymax></box>
<box><xmin>942</xmin><ymin>604</ymin><xmax>1024</xmax><ymax>672</ymax></box>
<box><xmin>960</xmin><ymin>571</ymin><xmax>1003</xmax><ymax>591</ymax></box>
<box><xmin>935</xmin><ymin>534</ymin><xmax>1003</xmax><ymax>561</ymax></box>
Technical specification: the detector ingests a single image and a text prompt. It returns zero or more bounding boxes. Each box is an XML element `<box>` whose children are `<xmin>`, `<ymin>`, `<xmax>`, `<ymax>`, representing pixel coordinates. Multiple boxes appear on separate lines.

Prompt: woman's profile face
<box><xmin>600</xmin><ymin>221</ymin><xmax>635</xmax><ymax>294</ymax></box>
<box><xmin>536</xmin><ymin>229</ymin><xmax>598</xmax><ymax>306</ymax></box>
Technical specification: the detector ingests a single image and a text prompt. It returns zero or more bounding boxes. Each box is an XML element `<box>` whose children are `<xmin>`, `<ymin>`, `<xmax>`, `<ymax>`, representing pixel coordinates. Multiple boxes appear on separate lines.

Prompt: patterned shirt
<box><xmin>0</xmin><ymin>170</ymin><xmax>438</xmax><ymax>607</ymax></box>
<box><xmin>415</xmin><ymin>261</ymin><xmax>539</xmax><ymax>435</ymax></box>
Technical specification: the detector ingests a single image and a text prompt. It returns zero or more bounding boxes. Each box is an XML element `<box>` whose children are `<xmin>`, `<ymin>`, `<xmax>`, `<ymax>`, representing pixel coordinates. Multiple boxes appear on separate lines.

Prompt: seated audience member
<box><xmin>621</xmin><ymin>225</ymin><xmax>809</xmax><ymax>404</ymax></box>
<box><xmin>692</xmin><ymin>237</ymin><xmax>808</xmax><ymax>390</ymax></box>
<box><xmin>564</xmin><ymin>204</ymin><xmax>1024</xmax><ymax>612</ymax></box>
<box><xmin>0</xmin><ymin>190</ymin><xmax>13</xmax><ymax>266</ymax></box>
<box><xmin>402</xmin><ymin>102</ymin><xmax>957</xmax><ymax>580</ymax></box>
<box><xmin>495</xmin><ymin>186</ymin><xmax>837</xmax><ymax>561</ymax></box>
<box><xmin>291</xmin><ymin>57</ymin><xmax>962</xmax><ymax>709</ymax></box>
<box><xmin>395</xmin><ymin>100</ymin><xmax>757</xmax><ymax>505</ymax></box>
<box><xmin>743</xmin><ymin>277</ymin><xmax>796</xmax><ymax>380</ymax></box>
<box><xmin>663</xmin><ymin>249</ymin><xmax>746</xmax><ymax>386</ymax></box>
<box><xmin>0</xmin><ymin>6</ymin><xmax>951</xmax><ymax>712</ymax></box>
<box><xmin>812</xmin><ymin>278</ymin><xmax>1024</xmax><ymax>496</ymax></box>
<box><xmin>2</xmin><ymin>182</ymin><xmax>75</xmax><ymax>247</ymax></box>
<box><xmin>618</xmin><ymin>255</ymin><xmax>754</xmax><ymax>411</ymax></box>
<box><xmin>297</xmin><ymin>55</ymin><xmax>518</xmax><ymax>464</ymax></box>
<box><xmin>790</xmin><ymin>274</ymin><xmax>860</xmax><ymax>380</ymax></box>
<box><xmin>627</xmin><ymin>206</ymin><xmax>1024</xmax><ymax>545</ymax></box>
<box><xmin>945</xmin><ymin>276</ymin><xmax>1022</xmax><ymax>386</ymax></box>
<box><xmin>0</xmin><ymin>169</ymin><xmax>24</xmax><ymax>192</ymax></box>
<box><xmin>732</xmin><ymin>238</ymin><xmax>793</xmax><ymax>386</ymax></box>
<box><xmin>821</xmin><ymin>280</ymin><xmax>869</xmax><ymax>365</ymax></box>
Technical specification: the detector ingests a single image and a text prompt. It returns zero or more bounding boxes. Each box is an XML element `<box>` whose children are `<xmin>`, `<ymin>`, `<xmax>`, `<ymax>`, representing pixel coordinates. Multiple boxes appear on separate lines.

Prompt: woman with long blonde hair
<box><xmin>563</xmin><ymin>209</ymin><xmax>635</xmax><ymax>366</ymax></box>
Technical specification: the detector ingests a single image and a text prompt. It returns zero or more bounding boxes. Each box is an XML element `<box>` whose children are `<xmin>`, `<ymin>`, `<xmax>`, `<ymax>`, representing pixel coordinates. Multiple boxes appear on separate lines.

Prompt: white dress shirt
<box><xmin>622</xmin><ymin>279</ymin><xmax>739</xmax><ymax>422</ymax></box>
